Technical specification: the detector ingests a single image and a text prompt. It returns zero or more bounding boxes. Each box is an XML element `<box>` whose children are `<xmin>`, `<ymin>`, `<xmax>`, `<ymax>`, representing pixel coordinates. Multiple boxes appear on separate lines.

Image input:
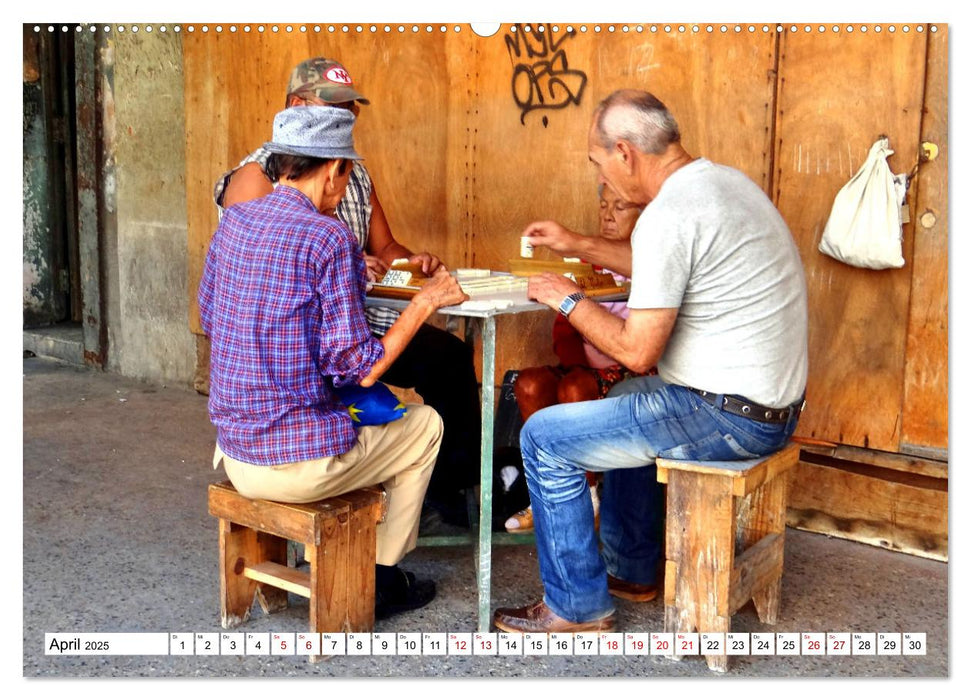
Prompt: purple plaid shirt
<box><xmin>199</xmin><ymin>185</ymin><xmax>385</xmax><ymax>465</ymax></box>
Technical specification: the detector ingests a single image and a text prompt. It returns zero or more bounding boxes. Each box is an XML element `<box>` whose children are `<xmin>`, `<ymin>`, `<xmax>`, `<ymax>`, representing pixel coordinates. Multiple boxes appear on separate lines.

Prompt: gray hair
<box><xmin>593</xmin><ymin>90</ymin><xmax>680</xmax><ymax>155</ymax></box>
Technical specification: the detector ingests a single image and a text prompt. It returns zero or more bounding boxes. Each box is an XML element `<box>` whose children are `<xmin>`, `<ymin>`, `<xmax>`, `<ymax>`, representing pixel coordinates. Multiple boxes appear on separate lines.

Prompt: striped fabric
<box><xmin>199</xmin><ymin>185</ymin><xmax>385</xmax><ymax>465</ymax></box>
<box><xmin>214</xmin><ymin>150</ymin><xmax>400</xmax><ymax>335</ymax></box>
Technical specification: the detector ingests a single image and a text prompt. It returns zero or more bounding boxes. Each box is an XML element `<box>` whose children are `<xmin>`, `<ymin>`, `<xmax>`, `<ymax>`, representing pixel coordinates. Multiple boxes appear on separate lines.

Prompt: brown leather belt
<box><xmin>686</xmin><ymin>387</ymin><xmax>804</xmax><ymax>425</ymax></box>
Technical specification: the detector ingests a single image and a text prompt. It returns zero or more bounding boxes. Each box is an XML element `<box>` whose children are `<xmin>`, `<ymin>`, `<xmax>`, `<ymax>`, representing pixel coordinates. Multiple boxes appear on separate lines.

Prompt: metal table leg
<box><xmin>476</xmin><ymin>315</ymin><xmax>496</xmax><ymax>631</ymax></box>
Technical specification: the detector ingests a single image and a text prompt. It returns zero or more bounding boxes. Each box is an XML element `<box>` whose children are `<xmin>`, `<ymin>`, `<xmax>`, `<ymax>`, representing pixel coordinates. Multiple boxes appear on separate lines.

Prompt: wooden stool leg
<box><xmin>344</xmin><ymin>498</ymin><xmax>381</xmax><ymax>631</ymax></box>
<box><xmin>254</xmin><ymin>532</ymin><xmax>289</xmax><ymax>614</ymax></box>
<box><xmin>664</xmin><ymin>471</ymin><xmax>735</xmax><ymax>673</ymax></box>
<box><xmin>308</xmin><ymin>511</ymin><xmax>350</xmax><ymax>633</ymax></box>
<box><xmin>219</xmin><ymin>519</ymin><xmax>259</xmax><ymax>627</ymax></box>
<box><xmin>735</xmin><ymin>474</ymin><xmax>788</xmax><ymax>625</ymax></box>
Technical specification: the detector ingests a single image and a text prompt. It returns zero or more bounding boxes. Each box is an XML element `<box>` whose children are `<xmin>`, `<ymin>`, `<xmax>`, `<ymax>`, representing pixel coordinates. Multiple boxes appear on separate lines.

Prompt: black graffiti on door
<box><xmin>504</xmin><ymin>24</ymin><xmax>588</xmax><ymax>127</ymax></box>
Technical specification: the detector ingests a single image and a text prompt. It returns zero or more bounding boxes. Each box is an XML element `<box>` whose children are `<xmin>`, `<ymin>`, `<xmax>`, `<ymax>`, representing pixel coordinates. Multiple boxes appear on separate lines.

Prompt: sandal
<box><xmin>504</xmin><ymin>489</ymin><xmax>599</xmax><ymax>534</ymax></box>
<box><xmin>504</xmin><ymin>506</ymin><xmax>534</xmax><ymax>534</ymax></box>
<box><xmin>375</xmin><ymin>567</ymin><xmax>436</xmax><ymax>620</ymax></box>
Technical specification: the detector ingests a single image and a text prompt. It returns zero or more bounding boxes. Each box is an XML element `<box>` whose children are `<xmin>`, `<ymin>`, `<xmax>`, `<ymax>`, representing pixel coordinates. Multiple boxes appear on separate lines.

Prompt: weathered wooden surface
<box><xmin>728</xmin><ymin>532</ymin><xmax>784</xmax><ymax>619</ymax></box>
<box><xmin>345</xmin><ymin>494</ymin><xmax>382</xmax><ymax>630</ymax></box>
<box><xmin>210</xmin><ymin>481</ymin><xmax>348</xmax><ymax>545</ymax></box>
<box><xmin>800</xmin><ymin>442</ymin><xmax>947</xmax><ymax>479</ymax></box>
<box><xmin>243</xmin><ymin>560</ymin><xmax>311</xmax><ymax>598</ymax></box>
<box><xmin>661</xmin><ymin>447</ymin><xmax>797</xmax><ymax>671</ymax></box>
<box><xmin>787</xmin><ymin>458</ymin><xmax>948</xmax><ymax>561</ymax></box>
<box><xmin>664</xmin><ymin>470</ymin><xmax>735</xmax><ymax>673</ymax></box>
<box><xmin>307</xmin><ymin>515</ymin><xmax>350</xmax><ymax>633</ymax></box>
<box><xmin>657</xmin><ymin>443</ymin><xmax>799</xmax><ymax>497</ymax></box>
<box><xmin>254</xmin><ymin>531</ymin><xmax>289</xmax><ymax>614</ymax></box>
<box><xmin>184</xmin><ymin>24</ymin><xmax>776</xmax><ymax>382</ymax></box>
<box><xmin>184</xmin><ymin>23</ymin><xmax>947</xmax><ymax>455</ymax></box>
<box><xmin>218</xmin><ymin>518</ymin><xmax>258</xmax><ymax>628</ymax></box>
<box><xmin>734</xmin><ymin>477</ymin><xmax>787</xmax><ymax>624</ymax></box>
<box><xmin>773</xmin><ymin>27</ymin><xmax>929</xmax><ymax>452</ymax></box>
<box><xmin>210</xmin><ymin>481</ymin><xmax>383</xmax><ymax>633</ymax></box>
<box><xmin>901</xmin><ymin>26</ymin><xmax>948</xmax><ymax>456</ymax></box>
<box><xmin>183</xmin><ymin>29</ymin><xmax>452</xmax><ymax>335</ymax></box>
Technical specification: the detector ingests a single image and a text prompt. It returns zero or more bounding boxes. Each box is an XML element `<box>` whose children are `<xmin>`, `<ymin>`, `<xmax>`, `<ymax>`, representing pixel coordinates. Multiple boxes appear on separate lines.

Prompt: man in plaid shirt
<box><xmin>201</xmin><ymin>105</ymin><xmax>467</xmax><ymax>618</ymax></box>
<box><xmin>214</xmin><ymin>57</ymin><xmax>481</xmax><ymax>526</ymax></box>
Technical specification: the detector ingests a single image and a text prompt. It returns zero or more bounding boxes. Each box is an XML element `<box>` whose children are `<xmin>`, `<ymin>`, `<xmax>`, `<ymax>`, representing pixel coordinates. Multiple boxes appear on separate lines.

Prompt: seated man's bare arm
<box><xmin>522</xmin><ymin>220</ymin><xmax>633</xmax><ymax>277</ymax></box>
<box><xmin>569</xmin><ymin>303</ymin><xmax>677</xmax><ymax>375</ymax></box>
<box><xmin>221</xmin><ymin>162</ymin><xmax>274</xmax><ymax>209</ymax></box>
<box><xmin>527</xmin><ymin>272</ymin><xmax>674</xmax><ymax>374</ymax></box>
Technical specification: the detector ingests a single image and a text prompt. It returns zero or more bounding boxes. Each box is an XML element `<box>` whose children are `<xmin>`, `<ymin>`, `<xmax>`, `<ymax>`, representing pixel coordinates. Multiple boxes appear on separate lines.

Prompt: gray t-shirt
<box><xmin>628</xmin><ymin>158</ymin><xmax>808</xmax><ymax>408</ymax></box>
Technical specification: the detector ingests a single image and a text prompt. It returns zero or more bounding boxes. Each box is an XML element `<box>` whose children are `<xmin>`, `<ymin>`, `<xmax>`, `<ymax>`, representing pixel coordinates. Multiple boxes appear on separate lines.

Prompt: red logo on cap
<box><xmin>326</xmin><ymin>67</ymin><xmax>352</xmax><ymax>85</ymax></box>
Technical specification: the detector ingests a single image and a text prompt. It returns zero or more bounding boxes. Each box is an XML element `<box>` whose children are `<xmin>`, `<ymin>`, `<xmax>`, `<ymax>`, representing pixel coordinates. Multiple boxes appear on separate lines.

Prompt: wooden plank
<box><xmin>901</xmin><ymin>25</ymin><xmax>948</xmax><ymax>454</ymax></box>
<box><xmin>442</xmin><ymin>31</ymin><xmax>476</xmax><ymax>271</ymax></box>
<box><xmin>308</xmin><ymin>510</ymin><xmax>350</xmax><ymax>633</ymax></box>
<box><xmin>324</xmin><ymin>32</ymin><xmax>452</xmax><ymax>268</ymax></box>
<box><xmin>655</xmin><ymin>443</ymin><xmax>799</xmax><ymax>496</ymax></box>
<box><xmin>663</xmin><ymin>559</ymin><xmax>678</xmax><ymax>607</ymax></box>
<box><xmin>787</xmin><ymin>459</ymin><xmax>947</xmax><ymax>561</ymax></box>
<box><xmin>664</xmin><ymin>470</ymin><xmax>735</xmax><ymax>672</ymax></box>
<box><xmin>665</xmin><ymin>471</ymin><xmax>736</xmax><ymax>621</ymax></box>
<box><xmin>208</xmin><ymin>481</ymin><xmax>380</xmax><ymax>545</ymax></box>
<box><xmin>183</xmin><ymin>31</ymin><xmax>227</xmax><ymax>336</ymax></box>
<box><xmin>330</xmin><ymin>486</ymin><xmax>387</xmax><ymax>521</ymax></box>
<box><xmin>218</xmin><ymin>518</ymin><xmax>258</xmax><ymax>628</ymax></box>
<box><xmin>728</xmin><ymin>533</ymin><xmax>784</xmax><ymax>617</ymax></box>
<box><xmin>801</xmin><ymin>442</ymin><xmax>947</xmax><ymax>480</ymax></box>
<box><xmin>244</xmin><ymin>561</ymin><xmax>312</xmax><ymax>599</ymax></box>
<box><xmin>209</xmin><ymin>482</ymin><xmax>324</xmax><ymax>544</ymax></box>
<box><xmin>774</xmin><ymin>26</ymin><xmax>928</xmax><ymax>451</ymax></box>
<box><xmin>345</xmin><ymin>499</ymin><xmax>381</xmax><ymax>631</ymax></box>
<box><xmin>254</xmin><ymin>531</ymin><xmax>289</xmax><ymax>614</ymax></box>
<box><xmin>507</xmin><ymin>259</ymin><xmax>595</xmax><ymax>276</ymax></box>
<box><xmin>735</xmin><ymin>444</ymin><xmax>799</xmax><ymax>497</ymax></box>
<box><xmin>734</xmin><ymin>471</ymin><xmax>788</xmax><ymax>624</ymax></box>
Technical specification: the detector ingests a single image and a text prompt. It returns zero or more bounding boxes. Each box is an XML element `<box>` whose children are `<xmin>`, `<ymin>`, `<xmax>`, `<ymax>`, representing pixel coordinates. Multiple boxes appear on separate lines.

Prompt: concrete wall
<box><xmin>23</xmin><ymin>30</ymin><xmax>59</xmax><ymax>327</ymax></box>
<box><xmin>103</xmin><ymin>30</ymin><xmax>195</xmax><ymax>386</ymax></box>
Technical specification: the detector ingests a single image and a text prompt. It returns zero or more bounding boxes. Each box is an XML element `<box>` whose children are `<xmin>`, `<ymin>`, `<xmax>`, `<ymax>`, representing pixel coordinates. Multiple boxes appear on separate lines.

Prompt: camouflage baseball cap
<box><xmin>286</xmin><ymin>57</ymin><xmax>370</xmax><ymax>105</ymax></box>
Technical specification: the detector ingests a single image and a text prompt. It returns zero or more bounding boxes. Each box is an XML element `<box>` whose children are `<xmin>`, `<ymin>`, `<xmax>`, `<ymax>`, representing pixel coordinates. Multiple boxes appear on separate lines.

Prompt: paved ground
<box><xmin>20</xmin><ymin>356</ymin><xmax>952</xmax><ymax>688</ymax></box>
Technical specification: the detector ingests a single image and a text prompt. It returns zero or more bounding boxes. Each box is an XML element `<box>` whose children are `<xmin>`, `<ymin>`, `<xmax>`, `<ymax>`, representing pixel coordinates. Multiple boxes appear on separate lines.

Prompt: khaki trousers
<box><xmin>214</xmin><ymin>404</ymin><xmax>442</xmax><ymax>565</ymax></box>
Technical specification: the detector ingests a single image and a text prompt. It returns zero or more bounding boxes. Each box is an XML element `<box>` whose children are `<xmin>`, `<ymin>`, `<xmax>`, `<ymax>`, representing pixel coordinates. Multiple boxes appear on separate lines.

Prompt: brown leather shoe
<box><xmin>493</xmin><ymin>600</ymin><xmax>615</xmax><ymax>633</ymax></box>
<box><xmin>607</xmin><ymin>574</ymin><xmax>658</xmax><ymax>602</ymax></box>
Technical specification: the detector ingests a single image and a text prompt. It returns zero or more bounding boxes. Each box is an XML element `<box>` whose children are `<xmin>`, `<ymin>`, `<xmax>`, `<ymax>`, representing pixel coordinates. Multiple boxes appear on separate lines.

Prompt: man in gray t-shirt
<box><xmin>493</xmin><ymin>90</ymin><xmax>808</xmax><ymax>635</ymax></box>
<box><xmin>629</xmin><ymin>158</ymin><xmax>808</xmax><ymax>408</ymax></box>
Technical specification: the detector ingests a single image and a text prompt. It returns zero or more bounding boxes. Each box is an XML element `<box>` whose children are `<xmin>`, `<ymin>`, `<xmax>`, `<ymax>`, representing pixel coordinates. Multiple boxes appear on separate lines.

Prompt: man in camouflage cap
<box><xmin>213</xmin><ymin>57</ymin><xmax>481</xmax><ymax>529</ymax></box>
<box><xmin>286</xmin><ymin>57</ymin><xmax>371</xmax><ymax>105</ymax></box>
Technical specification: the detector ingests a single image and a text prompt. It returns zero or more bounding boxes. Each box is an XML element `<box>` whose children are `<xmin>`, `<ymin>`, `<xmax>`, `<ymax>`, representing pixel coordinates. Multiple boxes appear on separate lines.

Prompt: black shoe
<box><xmin>375</xmin><ymin>566</ymin><xmax>436</xmax><ymax>620</ymax></box>
<box><xmin>423</xmin><ymin>491</ymin><xmax>471</xmax><ymax>529</ymax></box>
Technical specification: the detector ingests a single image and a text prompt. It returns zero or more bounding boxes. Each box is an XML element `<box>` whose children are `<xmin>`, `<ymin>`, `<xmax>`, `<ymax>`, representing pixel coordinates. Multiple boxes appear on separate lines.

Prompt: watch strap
<box><xmin>558</xmin><ymin>291</ymin><xmax>587</xmax><ymax>317</ymax></box>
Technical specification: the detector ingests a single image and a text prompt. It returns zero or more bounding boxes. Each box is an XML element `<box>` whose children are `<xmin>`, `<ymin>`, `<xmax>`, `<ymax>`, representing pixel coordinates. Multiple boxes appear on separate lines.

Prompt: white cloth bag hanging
<box><xmin>818</xmin><ymin>137</ymin><xmax>906</xmax><ymax>269</ymax></box>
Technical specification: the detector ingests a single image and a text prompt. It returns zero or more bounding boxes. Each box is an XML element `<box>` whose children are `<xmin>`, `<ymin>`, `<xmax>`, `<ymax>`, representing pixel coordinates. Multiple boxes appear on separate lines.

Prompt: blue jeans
<box><xmin>519</xmin><ymin>377</ymin><xmax>801</xmax><ymax>622</ymax></box>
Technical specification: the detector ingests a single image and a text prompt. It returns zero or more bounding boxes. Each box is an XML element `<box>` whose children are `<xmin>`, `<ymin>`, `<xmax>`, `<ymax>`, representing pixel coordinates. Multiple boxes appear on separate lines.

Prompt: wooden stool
<box><xmin>207</xmin><ymin>481</ymin><xmax>385</xmax><ymax>642</ymax></box>
<box><xmin>656</xmin><ymin>442</ymin><xmax>800</xmax><ymax>672</ymax></box>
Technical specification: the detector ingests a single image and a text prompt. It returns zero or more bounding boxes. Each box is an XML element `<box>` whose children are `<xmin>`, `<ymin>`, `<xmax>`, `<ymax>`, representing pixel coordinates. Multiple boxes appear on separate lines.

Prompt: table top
<box><xmin>366</xmin><ymin>287</ymin><xmax>548</xmax><ymax>318</ymax></box>
<box><xmin>366</xmin><ymin>277</ymin><xmax>629</xmax><ymax>319</ymax></box>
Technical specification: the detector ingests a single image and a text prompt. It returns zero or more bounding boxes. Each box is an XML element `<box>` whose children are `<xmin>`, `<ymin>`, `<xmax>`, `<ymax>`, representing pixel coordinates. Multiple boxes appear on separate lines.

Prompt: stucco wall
<box><xmin>105</xmin><ymin>29</ymin><xmax>195</xmax><ymax>385</ymax></box>
<box><xmin>23</xmin><ymin>30</ymin><xmax>59</xmax><ymax>327</ymax></box>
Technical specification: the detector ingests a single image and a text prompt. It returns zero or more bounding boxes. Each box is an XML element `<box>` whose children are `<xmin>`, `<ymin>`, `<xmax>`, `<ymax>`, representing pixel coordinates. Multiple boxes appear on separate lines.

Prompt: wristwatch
<box><xmin>558</xmin><ymin>291</ymin><xmax>587</xmax><ymax>317</ymax></box>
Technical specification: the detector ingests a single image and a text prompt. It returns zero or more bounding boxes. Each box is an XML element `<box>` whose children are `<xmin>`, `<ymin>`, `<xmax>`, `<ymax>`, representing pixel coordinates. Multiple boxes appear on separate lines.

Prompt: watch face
<box><xmin>559</xmin><ymin>293</ymin><xmax>582</xmax><ymax>316</ymax></box>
